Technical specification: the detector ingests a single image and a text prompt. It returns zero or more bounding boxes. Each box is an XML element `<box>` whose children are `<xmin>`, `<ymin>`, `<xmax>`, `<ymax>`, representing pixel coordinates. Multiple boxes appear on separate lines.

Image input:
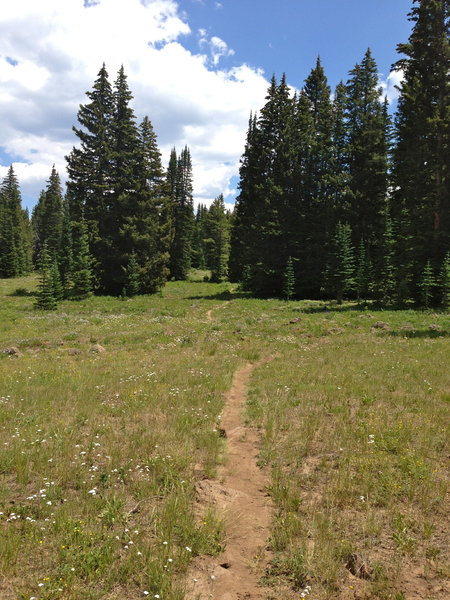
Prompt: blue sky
<box><xmin>181</xmin><ymin>0</ymin><xmax>412</xmax><ymax>90</ymax></box>
<box><xmin>0</xmin><ymin>0</ymin><xmax>413</xmax><ymax>212</ymax></box>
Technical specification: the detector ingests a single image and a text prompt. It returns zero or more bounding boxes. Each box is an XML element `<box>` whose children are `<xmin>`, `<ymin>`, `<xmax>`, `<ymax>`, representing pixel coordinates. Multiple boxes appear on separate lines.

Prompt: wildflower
<box><xmin>185</xmin><ymin>546</ymin><xmax>192</xmax><ymax>552</ymax></box>
<box><xmin>143</xmin><ymin>592</ymin><xmax>149</xmax><ymax>596</ymax></box>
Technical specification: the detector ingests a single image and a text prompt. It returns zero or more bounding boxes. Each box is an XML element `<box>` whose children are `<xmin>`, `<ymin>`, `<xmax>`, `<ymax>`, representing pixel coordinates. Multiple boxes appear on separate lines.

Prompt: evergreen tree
<box><xmin>282</xmin><ymin>256</ymin><xmax>295</xmax><ymax>301</ymax></box>
<box><xmin>439</xmin><ymin>252</ymin><xmax>450</xmax><ymax>309</ymax></box>
<box><xmin>325</xmin><ymin>222</ymin><xmax>355</xmax><ymax>304</ymax></box>
<box><xmin>32</xmin><ymin>166</ymin><xmax>64</xmax><ymax>266</ymax></box>
<box><xmin>66</xmin><ymin>63</ymin><xmax>114</xmax><ymax>289</ymax></box>
<box><xmin>169</xmin><ymin>146</ymin><xmax>194</xmax><ymax>280</ymax></box>
<box><xmin>51</xmin><ymin>259</ymin><xmax>64</xmax><ymax>301</ymax></box>
<box><xmin>203</xmin><ymin>194</ymin><xmax>230</xmax><ymax>282</ymax></box>
<box><xmin>355</xmin><ymin>239</ymin><xmax>371</xmax><ymax>300</ymax></box>
<box><xmin>123</xmin><ymin>251</ymin><xmax>140</xmax><ymax>297</ymax></box>
<box><xmin>299</xmin><ymin>58</ymin><xmax>335</xmax><ymax>296</ymax></box>
<box><xmin>191</xmin><ymin>203</ymin><xmax>207</xmax><ymax>269</ymax></box>
<box><xmin>59</xmin><ymin>196</ymin><xmax>74</xmax><ymax>298</ymax></box>
<box><xmin>0</xmin><ymin>166</ymin><xmax>30</xmax><ymax>276</ymax></box>
<box><xmin>345</xmin><ymin>50</ymin><xmax>390</xmax><ymax>282</ymax></box>
<box><xmin>71</xmin><ymin>218</ymin><xmax>93</xmax><ymax>299</ymax></box>
<box><xmin>34</xmin><ymin>243</ymin><xmax>58</xmax><ymax>310</ymax></box>
<box><xmin>418</xmin><ymin>260</ymin><xmax>435</xmax><ymax>308</ymax></box>
<box><xmin>392</xmin><ymin>0</ymin><xmax>450</xmax><ymax>300</ymax></box>
<box><xmin>377</xmin><ymin>205</ymin><xmax>397</xmax><ymax>305</ymax></box>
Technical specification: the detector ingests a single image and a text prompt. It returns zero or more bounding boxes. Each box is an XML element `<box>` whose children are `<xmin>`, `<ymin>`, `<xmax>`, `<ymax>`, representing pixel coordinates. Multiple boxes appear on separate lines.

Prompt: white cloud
<box><xmin>0</xmin><ymin>0</ymin><xmax>268</xmax><ymax>209</ymax></box>
<box><xmin>379</xmin><ymin>68</ymin><xmax>404</xmax><ymax>103</ymax></box>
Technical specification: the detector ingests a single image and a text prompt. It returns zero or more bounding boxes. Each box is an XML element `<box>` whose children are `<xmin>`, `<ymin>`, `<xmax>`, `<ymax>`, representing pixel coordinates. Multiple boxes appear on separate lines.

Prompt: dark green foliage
<box><xmin>51</xmin><ymin>259</ymin><xmax>64</xmax><ymax>301</ymax></box>
<box><xmin>59</xmin><ymin>197</ymin><xmax>74</xmax><ymax>298</ymax></box>
<box><xmin>34</xmin><ymin>243</ymin><xmax>58</xmax><ymax>310</ymax></box>
<box><xmin>439</xmin><ymin>252</ymin><xmax>450</xmax><ymax>309</ymax></box>
<box><xmin>32</xmin><ymin>166</ymin><xmax>64</xmax><ymax>266</ymax></box>
<box><xmin>418</xmin><ymin>260</ymin><xmax>435</xmax><ymax>308</ymax></box>
<box><xmin>392</xmin><ymin>0</ymin><xmax>450</xmax><ymax>300</ymax></box>
<box><xmin>65</xmin><ymin>64</ymin><xmax>172</xmax><ymax>296</ymax></box>
<box><xmin>325</xmin><ymin>222</ymin><xmax>355</xmax><ymax>304</ymax></box>
<box><xmin>282</xmin><ymin>256</ymin><xmax>295</xmax><ymax>301</ymax></box>
<box><xmin>124</xmin><ymin>251</ymin><xmax>140</xmax><ymax>297</ymax></box>
<box><xmin>71</xmin><ymin>218</ymin><xmax>93</xmax><ymax>299</ymax></box>
<box><xmin>377</xmin><ymin>206</ymin><xmax>397</xmax><ymax>305</ymax></box>
<box><xmin>345</xmin><ymin>49</ymin><xmax>390</xmax><ymax>277</ymax></box>
<box><xmin>0</xmin><ymin>166</ymin><xmax>31</xmax><ymax>277</ymax></box>
<box><xmin>169</xmin><ymin>146</ymin><xmax>194</xmax><ymax>280</ymax></box>
<box><xmin>203</xmin><ymin>195</ymin><xmax>230</xmax><ymax>282</ymax></box>
<box><xmin>191</xmin><ymin>203</ymin><xmax>207</xmax><ymax>269</ymax></box>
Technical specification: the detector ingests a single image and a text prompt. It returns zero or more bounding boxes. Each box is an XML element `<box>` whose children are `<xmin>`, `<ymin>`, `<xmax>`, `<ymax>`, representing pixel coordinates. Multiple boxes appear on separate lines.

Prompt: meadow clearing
<box><xmin>0</xmin><ymin>273</ymin><xmax>448</xmax><ymax>600</ymax></box>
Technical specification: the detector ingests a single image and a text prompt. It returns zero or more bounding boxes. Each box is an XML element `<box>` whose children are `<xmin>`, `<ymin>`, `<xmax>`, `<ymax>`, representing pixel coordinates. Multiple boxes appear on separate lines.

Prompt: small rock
<box><xmin>67</xmin><ymin>348</ymin><xmax>82</xmax><ymax>355</ymax></box>
<box><xmin>90</xmin><ymin>344</ymin><xmax>106</xmax><ymax>354</ymax></box>
<box><xmin>2</xmin><ymin>346</ymin><xmax>22</xmax><ymax>357</ymax></box>
<box><xmin>428</xmin><ymin>323</ymin><xmax>441</xmax><ymax>331</ymax></box>
<box><xmin>346</xmin><ymin>553</ymin><xmax>373</xmax><ymax>580</ymax></box>
<box><xmin>372</xmin><ymin>321</ymin><xmax>389</xmax><ymax>330</ymax></box>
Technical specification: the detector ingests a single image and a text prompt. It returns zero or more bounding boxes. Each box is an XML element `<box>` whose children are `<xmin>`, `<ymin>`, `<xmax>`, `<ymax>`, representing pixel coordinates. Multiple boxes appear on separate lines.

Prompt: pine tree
<box><xmin>123</xmin><ymin>251</ymin><xmax>140</xmax><ymax>297</ymax></box>
<box><xmin>418</xmin><ymin>260</ymin><xmax>436</xmax><ymax>308</ymax></box>
<box><xmin>32</xmin><ymin>166</ymin><xmax>64</xmax><ymax>266</ymax></box>
<box><xmin>346</xmin><ymin>50</ymin><xmax>390</xmax><ymax>283</ymax></box>
<box><xmin>59</xmin><ymin>196</ymin><xmax>74</xmax><ymax>298</ymax></box>
<box><xmin>392</xmin><ymin>0</ymin><xmax>450</xmax><ymax>300</ymax></box>
<box><xmin>377</xmin><ymin>205</ymin><xmax>397</xmax><ymax>305</ymax></box>
<box><xmin>191</xmin><ymin>203</ymin><xmax>207</xmax><ymax>269</ymax></box>
<box><xmin>203</xmin><ymin>194</ymin><xmax>230</xmax><ymax>282</ymax></box>
<box><xmin>299</xmin><ymin>58</ymin><xmax>335</xmax><ymax>296</ymax></box>
<box><xmin>71</xmin><ymin>218</ymin><xmax>93</xmax><ymax>299</ymax></box>
<box><xmin>282</xmin><ymin>256</ymin><xmax>295</xmax><ymax>301</ymax></box>
<box><xmin>169</xmin><ymin>147</ymin><xmax>194</xmax><ymax>280</ymax></box>
<box><xmin>34</xmin><ymin>243</ymin><xmax>58</xmax><ymax>310</ymax></box>
<box><xmin>325</xmin><ymin>222</ymin><xmax>355</xmax><ymax>304</ymax></box>
<box><xmin>0</xmin><ymin>166</ymin><xmax>30</xmax><ymax>276</ymax></box>
<box><xmin>51</xmin><ymin>259</ymin><xmax>63</xmax><ymax>301</ymax></box>
<box><xmin>66</xmin><ymin>63</ymin><xmax>114</xmax><ymax>289</ymax></box>
<box><xmin>439</xmin><ymin>252</ymin><xmax>450</xmax><ymax>309</ymax></box>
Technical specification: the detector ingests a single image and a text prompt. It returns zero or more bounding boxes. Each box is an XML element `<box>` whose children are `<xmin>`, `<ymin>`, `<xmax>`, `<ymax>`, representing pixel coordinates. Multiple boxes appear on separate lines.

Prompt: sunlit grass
<box><xmin>0</xmin><ymin>275</ymin><xmax>448</xmax><ymax>599</ymax></box>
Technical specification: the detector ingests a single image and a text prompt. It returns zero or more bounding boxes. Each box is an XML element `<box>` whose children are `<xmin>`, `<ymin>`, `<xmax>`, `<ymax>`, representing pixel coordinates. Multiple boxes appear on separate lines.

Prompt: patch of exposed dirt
<box><xmin>206</xmin><ymin>301</ymin><xmax>231</xmax><ymax>322</ymax></box>
<box><xmin>185</xmin><ymin>359</ymin><xmax>274</xmax><ymax>600</ymax></box>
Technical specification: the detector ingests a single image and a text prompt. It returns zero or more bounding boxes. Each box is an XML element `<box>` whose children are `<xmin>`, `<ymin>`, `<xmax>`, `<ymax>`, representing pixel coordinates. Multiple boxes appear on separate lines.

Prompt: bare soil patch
<box><xmin>185</xmin><ymin>359</ymin><xmax>274</xmax><ymax>600</ymax></box>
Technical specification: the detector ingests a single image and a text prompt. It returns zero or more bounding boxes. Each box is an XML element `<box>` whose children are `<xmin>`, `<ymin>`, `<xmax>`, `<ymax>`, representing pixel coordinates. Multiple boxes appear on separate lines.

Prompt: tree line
<box><xmin>230</xmin><ymin>0</ymin><xmax>449</xmax><ymax>307</ymax></box>
<box><xmin>1</xmin><ymin>0</ymin><xmax>448</xmax><ymax>308</ymax></box>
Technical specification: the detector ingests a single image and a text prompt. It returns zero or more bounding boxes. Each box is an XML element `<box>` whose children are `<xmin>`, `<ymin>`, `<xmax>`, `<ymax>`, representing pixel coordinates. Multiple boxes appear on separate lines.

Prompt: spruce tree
<box><xmin>169</xmin><ymin>147</ymin><xmax>194</xmax><ymax>280</ymax></box>
<box><xmin>59</xmin><ymin>196</ymin><xmax>74</xmax><ymax>298</ymax></box>
<box><xmin>123</xmin><ymin>251</ymin><xmax>140</xmax><ymax>297</ymax></box>
<box><xmin>439</xmin><ymin>252</ymin><xmax>450</xmax><ymax>309</ymax></box>
<box><xmin>418</xmin><ymin>260</ymin><xmax>436</xmax><ymax>308</ymax></box>
<box><xmin>325</xmin><ymin>222</ymin><xmax>355</xmax><ymax>304</ymax></box>
<box><xmin>32</xmin><ymin>166</ymin><xmax>64</xmax><ymax>266</ymax></box>
<box><xmin>392</xmin><ymin>0</ymin><xmax>450</xmax><ymax>300</ymax></box>
<box><xmin>282</xmin><ymin>256</ymin><xmax>295</xmax><ymax>301</ymax></box>
<box><xmin>345</xmin><ymin>49</ymin><xmax>390</xmax><ymax>284</ymax></box>
<box><xmin>203</xmin><ymin>195</ymin><xmax>230</xmax><ymax>282</ymax></box>
<box><xmin>34</xmin><ymin>243</ymin><xmax>58</xmax><ymax>310</ymax></box>
<box><xmin>66</xmin><ymin>63</ymin><xmax>114</xmax><ymax>289</ymax></box>
<box><xmin>0</xmin><ymin>166</ymin><xmax>30</xmax><ymax>276</ymax></box>
<box><xmin>71</xmin><ymin>218</ymin><xmax>93</xmax><ymax>299</ymax></box>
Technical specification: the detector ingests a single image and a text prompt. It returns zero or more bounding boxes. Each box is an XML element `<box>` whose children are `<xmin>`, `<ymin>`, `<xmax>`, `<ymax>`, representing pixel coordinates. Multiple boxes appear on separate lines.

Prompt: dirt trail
<box><xmin>185</xmin><ymin>358</ymin><xmax>274</xmax><ymax>600</ymax></box>
<box><xmin>206</xmin><ymin>301</ymin><xmax>231</xmax><ymax>322</ymax></box>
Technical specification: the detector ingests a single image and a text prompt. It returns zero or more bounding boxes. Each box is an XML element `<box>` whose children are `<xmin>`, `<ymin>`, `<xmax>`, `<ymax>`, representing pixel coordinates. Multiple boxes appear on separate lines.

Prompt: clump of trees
<box><xmin>229</xmin><ymin>0</ymin><xmax>449</xmax><ymax>306</ymax></box>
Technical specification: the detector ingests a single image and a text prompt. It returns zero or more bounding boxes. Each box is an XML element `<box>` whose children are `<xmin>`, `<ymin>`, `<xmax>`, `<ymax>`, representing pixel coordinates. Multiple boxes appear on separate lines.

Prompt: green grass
<box><xmin>0</xmin><ymin>275</ymin><xmax>449</xmax><ymax>599</ymax></box>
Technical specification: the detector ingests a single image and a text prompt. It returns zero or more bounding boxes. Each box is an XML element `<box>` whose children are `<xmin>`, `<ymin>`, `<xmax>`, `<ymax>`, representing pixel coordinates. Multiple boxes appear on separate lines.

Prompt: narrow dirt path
<box><xmin>185</xmin><ymin>358</ymin><xmax>274</xmax><ymax>600</ymax></box>
<box><xmin>206</xmin><ymin>301</ymin><xmax>231</xmax><ymax>322</ymax></box>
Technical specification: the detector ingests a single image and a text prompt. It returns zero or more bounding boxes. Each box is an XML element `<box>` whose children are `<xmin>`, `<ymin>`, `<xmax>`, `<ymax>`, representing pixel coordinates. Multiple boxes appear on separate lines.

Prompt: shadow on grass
<box><xmin>386</xmin><ymin>329</ymin><xmax>449</xmax><ymax>339</ymax></box>
<box><xmin>187</xmin><ymin>290</ymin><xmax>251</xmax><ymax>301</ymax></box>
<box><xmin>8</xmin><ymin>287</ymin><xmax>37</xmax><ymax>297</ymax></box>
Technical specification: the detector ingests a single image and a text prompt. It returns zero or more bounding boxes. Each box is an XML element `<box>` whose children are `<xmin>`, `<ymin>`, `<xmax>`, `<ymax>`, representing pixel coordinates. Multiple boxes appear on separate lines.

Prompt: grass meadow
<box><xmin>0</xmin><ymin>273</ymin><xmax>448</xmax><ymax>600</ymax></box>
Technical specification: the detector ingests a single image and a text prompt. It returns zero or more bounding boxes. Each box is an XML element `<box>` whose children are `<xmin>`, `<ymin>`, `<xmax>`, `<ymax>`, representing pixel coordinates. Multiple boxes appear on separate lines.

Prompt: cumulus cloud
<box><xmin>0</xmin><ymin>0</ymin><xmax>268</xmax><ymax>209</ymax></box>
<box><xmin>379</xmin><ymin>68</ymin><xmax>404</xmax><ymax>103</ymax></box>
